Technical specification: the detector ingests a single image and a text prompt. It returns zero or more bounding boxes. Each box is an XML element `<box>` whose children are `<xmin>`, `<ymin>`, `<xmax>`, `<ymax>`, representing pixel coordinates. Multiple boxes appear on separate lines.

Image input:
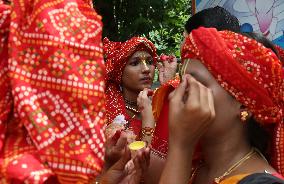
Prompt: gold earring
<box><xmin>240</xmin><ymin>110</ymin><xmax>249</xmax><ymax>122</ymax></box>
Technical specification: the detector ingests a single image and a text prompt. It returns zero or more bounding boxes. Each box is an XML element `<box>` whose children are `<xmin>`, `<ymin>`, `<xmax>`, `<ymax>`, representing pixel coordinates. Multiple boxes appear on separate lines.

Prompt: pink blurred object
<box><xmin>159</xmin><ymin>54</ymin><xmax>175</xmax><ymax>62</ymax></box>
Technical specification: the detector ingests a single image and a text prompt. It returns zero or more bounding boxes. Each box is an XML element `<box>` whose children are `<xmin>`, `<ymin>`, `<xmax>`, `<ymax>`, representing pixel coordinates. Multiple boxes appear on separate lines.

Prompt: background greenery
<box><xmin>94</xmin><ymin>0</ymin><xmax>192</xmax><ymax>57</ymax></box>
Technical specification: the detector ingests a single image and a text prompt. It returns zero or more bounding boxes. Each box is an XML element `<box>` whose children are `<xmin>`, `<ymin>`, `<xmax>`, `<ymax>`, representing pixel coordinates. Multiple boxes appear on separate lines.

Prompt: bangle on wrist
<box><xmin>141</xmin><ymin>126</ymin><xmax>155</xmax><ymax>137</ymax></box>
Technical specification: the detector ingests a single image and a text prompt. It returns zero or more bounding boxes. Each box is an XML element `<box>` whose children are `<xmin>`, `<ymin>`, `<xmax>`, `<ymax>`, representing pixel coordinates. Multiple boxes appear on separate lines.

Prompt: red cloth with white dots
<box><xmin>0</xmin><ymin>0</ymin><xmax>106</xmax><ymax>183</ymax></box>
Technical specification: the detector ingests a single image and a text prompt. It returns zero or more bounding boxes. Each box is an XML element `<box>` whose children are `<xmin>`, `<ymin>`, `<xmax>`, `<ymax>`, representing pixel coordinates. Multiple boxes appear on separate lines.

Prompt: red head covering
<box><xmin>181</xmin><ymin>27</ymin><xmax>284</xmax><ymax>174</ymax></box>
<box><xmin>104</xmin><ymin>37</ymin><xmax>157</xmax><ymax>84</ymax></box>
<box><xmin>103</xmin><ymin>37</ymin><xmax>157</xmax><ymax>129</ymax></box>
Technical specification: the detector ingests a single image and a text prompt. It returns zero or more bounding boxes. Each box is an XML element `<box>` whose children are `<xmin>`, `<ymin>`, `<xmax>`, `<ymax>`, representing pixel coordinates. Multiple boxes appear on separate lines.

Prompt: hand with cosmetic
<box><xmin>157</xmin><ymin>54</ymin><xmax>178</xmax><ymax>85</ymax></box>
<box><xmin>100</xmin><ymin>131</ymin><xmax>151</xmax><ymax>184</ymax></box>
<box><xmin>137</xmin><ymin>88</ymin><xmax>153</xmax><ymax>122</ymax></box>
<box><xmin>106</xmin><ymin>115</ymin><xmax>136</xmax><ymax>145</ymax></box>
<box><xmin>159</xmin><ymin>75</ymin><xmax>215</xmax><ymax>184</ymax></box>
<box><xmin>103</xmin><ymin>131</ymin><xmax>128</xmax><ymax>171</ymax></box>
<box><xmin>168</xmin><ymin>74</ymin><xmax>215</xmax><ymax>147</ymax></box>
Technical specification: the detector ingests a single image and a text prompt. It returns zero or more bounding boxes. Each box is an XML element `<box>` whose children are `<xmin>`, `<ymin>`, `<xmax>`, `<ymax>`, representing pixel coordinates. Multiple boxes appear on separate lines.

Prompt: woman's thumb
<box><xmin>110</xmin><ymin>146</ymin><xmax>131</xmax><ymax>170</ymax></box>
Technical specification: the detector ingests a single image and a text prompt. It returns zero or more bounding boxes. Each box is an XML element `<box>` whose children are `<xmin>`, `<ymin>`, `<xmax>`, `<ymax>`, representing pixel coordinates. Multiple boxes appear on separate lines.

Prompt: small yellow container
<box><xmin>128</xmin><ymin>141</ymin><xmax>146</xmax><ymax>158</ymax></box>
<box><xmin>128</xmin><ymin>141</ymin><xmax>146</xmax><ymax>150</ymax></box>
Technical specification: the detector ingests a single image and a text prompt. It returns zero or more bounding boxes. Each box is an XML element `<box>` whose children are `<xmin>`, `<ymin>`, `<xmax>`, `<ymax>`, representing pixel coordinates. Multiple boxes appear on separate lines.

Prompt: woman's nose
<box><xmin>141</xmin><ymin>60</ymin><xmax>150</xmax><ymax>72</ymax></box>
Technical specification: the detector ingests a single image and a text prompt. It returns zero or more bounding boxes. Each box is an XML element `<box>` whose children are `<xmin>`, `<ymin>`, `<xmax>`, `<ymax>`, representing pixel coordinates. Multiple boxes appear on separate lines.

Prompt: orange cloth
<box><xmin>151</xmin><ymin>76</ymin><xmax>180</xmax><ymax>157</ymax></box>
<box><xmin>219</xmin><ymin>174</ymin><xmax>249</xmax><ymax>184</ymax></box>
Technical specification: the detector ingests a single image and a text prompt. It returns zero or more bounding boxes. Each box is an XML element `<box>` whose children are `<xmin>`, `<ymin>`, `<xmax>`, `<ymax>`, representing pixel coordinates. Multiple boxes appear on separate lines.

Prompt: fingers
<box><xmin>163</xmin><ymin>59</ymin><xmax>170</xmax><ymax>68</ymax></box>
<box><xmin>111</xmin><ymin>146</ymin><xmax>131</xmax><ymax>170</ymax></box>
<box><xmin>157</xmin><ymin>62</ymin><xmax>163</xmax><ymax>70</ymax></box>
<box><xmin>112</xmin><ymin>130</ymin><xmax>122</xmax><ymax>142</ymax></box>
<box><xmin>142</xmin><ymin>88</ymin><xmax>153</xmax><ymax>97</ymax></box>
<box><xmin>171</xmin><ymin>56</ymin><xmax>178</xmax><ymax>63</ymax></box>
<box><xmin>141</xmin><ymin>89</ymin><xmax>148</xmax><ymax>99</ymax></box>
<box><xmin>138</xmin><ymin>89</ymin><xmax>150</xmax><ymax>99</ymax></box>
<box><xmin>167</xmin><ymin>73</ymin><xmax>216</xmax><ymax>149</ymax></box>
<box><xmin>137</xmin><ymin>88</ymin><xmax>152</xmax><ymax>110</ymax></box>
<box><xmin>133</xmin><ymin>147</ymin><xmax>151</xmax><ymax>172</ymax></box>
<box><xmin>207</xmin><ymin>89</ymin><xmax>216</xmax><ymax>122</ymax></box>
<box><xmin>137</xmin><ymin>89</ymin><xmax>147</xmax><ymax>107</ymax></box>
<box><xmin>185</xmin><ymin>75</ymin><xmax>215</xmax><ymax>120</ymax></box>
<box><xmin>169</xmin><ymin>76</ymin><xmax>187</xmax><ymax>104</ymax></box>
<box><xmin>115</xmin><ymin>134</ymin><xmax>128</xmax><ymax>151</ymax></box>
<box><xmin>105</xmin><ymin>130</ymin><xmax>122</xmax><ymax>151</ymax></box>
<box><xmin>145</xmin><ymin>147</ymin><xmax>151</xmax><ymax>167</ymax></box>
<box><xmin>184</xmin><ymin>75</ymin><xmax>200</xmax><ymax>109</ymax></box>
<box><xmin>133</xmin><ymin>152</ymin><xmax>142</xmax><ymax>170</ymax></box>
<box><xmin>199</xmin><ymin>82</ymin><xmax>210</xmax><ymax>117</ymax></box>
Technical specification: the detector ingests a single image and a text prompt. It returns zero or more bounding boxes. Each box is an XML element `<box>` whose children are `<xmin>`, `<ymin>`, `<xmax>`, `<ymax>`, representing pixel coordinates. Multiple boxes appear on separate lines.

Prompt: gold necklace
<box><xmin>125</xmin><ymin>105</ymin><xmax>140</xmax><ymax>114</ymax></box>
<box><xmin>214</xmin><ymin>148</ymin><xmax>256</xmax><ymax>183</ymax></box>
<box><xmin>124</xmin><ymin>98</ymin><xmax>137</xmax><ymax>106</ymax></box>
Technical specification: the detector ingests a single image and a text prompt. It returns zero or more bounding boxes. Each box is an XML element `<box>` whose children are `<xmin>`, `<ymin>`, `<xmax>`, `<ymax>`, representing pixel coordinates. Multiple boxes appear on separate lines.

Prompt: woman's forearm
<box><xmin>141</xmin><ymin>110</ymin><xmax>155</xmax><ymax>144</ymax></box>
<box><xmin>159</xmin><ymin>145</ymin><xmax>193</xmax><ymax>184</ymax></box>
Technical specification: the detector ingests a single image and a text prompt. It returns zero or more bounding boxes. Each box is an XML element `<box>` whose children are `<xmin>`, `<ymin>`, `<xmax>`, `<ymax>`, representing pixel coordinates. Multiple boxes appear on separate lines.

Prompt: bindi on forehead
<box><xmin>132</xmin><ymin>50</ymin><xmax>150</xmax><ymax>56</ymax></box>
<box><xmin>134</xmin><ymin>52</ymin><xmax>151</xmax><ymax>58</ymax></box>
<box><xmin>131</xmin><ymin>53</ymin><xmax>152</xmax><ymax>61</ymax></box>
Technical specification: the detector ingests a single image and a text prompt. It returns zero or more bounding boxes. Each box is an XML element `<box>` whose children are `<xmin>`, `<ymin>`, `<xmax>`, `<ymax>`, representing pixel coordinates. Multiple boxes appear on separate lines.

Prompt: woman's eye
<box><xmin>146</xmin><ymin>59</ymin><xmax>153</xmax><ymax>65</ymax></box>
<box><xmin>130</xmin><ymin>60</ymin><xmax>139</xmax><ymax>66</ymax></box>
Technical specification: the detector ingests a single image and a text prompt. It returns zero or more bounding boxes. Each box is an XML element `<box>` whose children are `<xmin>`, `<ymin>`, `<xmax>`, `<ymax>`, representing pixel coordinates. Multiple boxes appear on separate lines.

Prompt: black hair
<box><xmin>247</xmin><ymin>118</ymin><xmax>271</xmax><ymax>159</ymax></box>
<box><xmin>243</xmin><ymin>32</ymin><xmax>279</xmax><ymax>159</ymax></box>
<box><xmin>242</xmin><ymin>32</ymin><xmax>280</xmax><ymax>58</ymax></box>
<box><xmin>185</xmin><ymin>6</ymin><xmax>240</xmax><ymax>34</ymax></box>
<box><xmin>3</xmin><ymin>0</ymin><xmax>10</xmax><ymax>4</ymax></box>
<box><xmin>238</xmin><ymin>173</ymin><xmax>284</xmax><ymax>184</ymax></box>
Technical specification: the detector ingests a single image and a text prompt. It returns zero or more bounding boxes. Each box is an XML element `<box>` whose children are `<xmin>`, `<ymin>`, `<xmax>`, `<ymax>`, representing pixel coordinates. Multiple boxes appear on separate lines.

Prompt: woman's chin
<box><xmin>134</xmin><ymin>83</ymin><xmax>153</xmax><ymax>92</ymax></box>
<box><xmin>141</xmin><ymin>83</ymin><xmax>152</xmax><ymax>89</ymax></box>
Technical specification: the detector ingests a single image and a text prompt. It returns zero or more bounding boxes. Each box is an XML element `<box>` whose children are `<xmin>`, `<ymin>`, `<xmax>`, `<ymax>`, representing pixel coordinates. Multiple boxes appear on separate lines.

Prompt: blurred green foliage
<box><xmin>94</xmin><ymin>0</ymin><xmax>191</xmax><ymax>56</ymax></box>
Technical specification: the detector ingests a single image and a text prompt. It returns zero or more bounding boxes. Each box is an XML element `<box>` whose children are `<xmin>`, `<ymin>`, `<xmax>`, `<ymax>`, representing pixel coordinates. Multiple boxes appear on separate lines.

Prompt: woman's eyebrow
<box><xmin>129</xmin><ymin>57</ymin><xmax>139</xmax><ymax>61</ymax></box>
<box><xmin>131</xmin><ymin>56</ymin><xmax>152</xmax><ymax>60</ymax></box>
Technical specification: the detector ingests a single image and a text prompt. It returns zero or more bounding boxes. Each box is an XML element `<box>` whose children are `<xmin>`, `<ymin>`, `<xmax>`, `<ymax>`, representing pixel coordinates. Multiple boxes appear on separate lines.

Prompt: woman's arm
<box><xmin>159</xmin><ymin>75</ymin><xmax>215</xmax><ymax>184</ymax></box>
<box><xmin>137</xmin><ymin>88</ymin><xmax>156</xmax><ymax>144</ymax></box>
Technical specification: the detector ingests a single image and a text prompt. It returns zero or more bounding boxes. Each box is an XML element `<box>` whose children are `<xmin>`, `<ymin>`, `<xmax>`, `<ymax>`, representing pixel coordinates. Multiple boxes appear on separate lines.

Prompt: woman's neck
<box><xmin>200</xmin><ymin>127</ymin><xmax>251</xmax><ymax>178</ymax></box>
<box><xmin>122</xmin><ymin>88</ymin><xmax>140</xmax><ymax>119</ymax></box>
<box><xmin>122</xmin><ymin>88</ymin><xmax>139</xmax><ymax>104</ymax></box>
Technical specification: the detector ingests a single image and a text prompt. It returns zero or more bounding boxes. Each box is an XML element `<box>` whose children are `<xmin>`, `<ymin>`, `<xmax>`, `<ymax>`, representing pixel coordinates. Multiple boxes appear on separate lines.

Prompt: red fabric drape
<box><xmin>0</xmin><ymin>0</ymin><xmax>106</xmax><ymax>183</ymax></box>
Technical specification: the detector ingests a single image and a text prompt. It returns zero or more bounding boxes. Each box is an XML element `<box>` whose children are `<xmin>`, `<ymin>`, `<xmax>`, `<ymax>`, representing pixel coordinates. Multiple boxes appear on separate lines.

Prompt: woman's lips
<box><xmin>140</xmin><ymin>76</ymin><xmax>152</xmax><ymax>83</ymax></box>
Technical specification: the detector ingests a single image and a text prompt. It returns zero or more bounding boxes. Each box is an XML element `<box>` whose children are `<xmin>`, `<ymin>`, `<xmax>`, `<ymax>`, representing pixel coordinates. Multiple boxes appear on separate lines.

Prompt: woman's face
<box><xmin>183</xmin><ymin>59</ymin><xmax>243</xmax><ymax>137</ymax></box>
<box><xmin>122</xmin><ymin>51</ymin><xmax>155</xmax><ymax>93</ymax></box>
